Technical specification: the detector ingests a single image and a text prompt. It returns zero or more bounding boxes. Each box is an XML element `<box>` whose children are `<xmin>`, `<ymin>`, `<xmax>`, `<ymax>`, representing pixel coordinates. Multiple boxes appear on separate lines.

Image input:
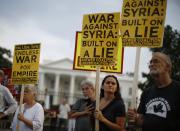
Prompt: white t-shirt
<box><xmin>12</xmin><ymin>103</ymin><xmax>44</xmax><ymax>131</ymax></box>
<box><xmin>58</xmin><ymin>104</ymin><xmax>70</xmax><ymax>119</ymax></box>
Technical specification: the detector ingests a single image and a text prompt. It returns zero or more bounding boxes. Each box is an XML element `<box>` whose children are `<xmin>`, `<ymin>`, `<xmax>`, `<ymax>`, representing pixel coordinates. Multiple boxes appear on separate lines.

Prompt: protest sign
<box><xmin>12</xmin><ymin>43</ymin><xmax>41</xmax><ymax>84</ymax></box>
<box><xmin>80</xmin><ymin>12</ymin><xmax>120</xmax><ymax>65</ymax></box>
<box><xmin>73</xmin><ymin>32</ymin><xmax>124</xmax><ymax>73</ymax></box>
<box><xmin>121</xmin><ymin>0</ymin><xmax>167</xmax><ymax>47</ymax></box>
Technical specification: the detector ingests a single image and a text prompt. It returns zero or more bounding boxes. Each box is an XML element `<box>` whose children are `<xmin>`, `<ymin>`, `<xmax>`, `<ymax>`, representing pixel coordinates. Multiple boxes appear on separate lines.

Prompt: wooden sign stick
<box><xmin>95</xmin><ymin>66</ymin><xmax>100</xmax><ymax>131</ymax></box>
<box><xmin>16</xmin><ymin>85</ymin><xmax>25</xmax><ymax>131</ymax></box>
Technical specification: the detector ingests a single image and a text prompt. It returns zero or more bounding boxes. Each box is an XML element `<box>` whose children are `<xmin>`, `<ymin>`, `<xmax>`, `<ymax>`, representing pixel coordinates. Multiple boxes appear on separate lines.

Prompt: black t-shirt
<box><xmin>100</xmin><ymin>99</ymin><xmax>125</xmax><ymax>131</ymax></box>
<box><xmin>138</xmin><ymin>80</ymin><xmax>180</xmax><ymax>131</ymax></box>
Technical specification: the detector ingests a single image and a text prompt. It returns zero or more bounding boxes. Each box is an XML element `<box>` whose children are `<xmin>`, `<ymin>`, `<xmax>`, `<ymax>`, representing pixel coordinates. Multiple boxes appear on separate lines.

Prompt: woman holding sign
<box><xmin>94</xmin><ymin>75</ymin><xmax>126</xmax><ymax>131</ymax></box>
<box><xmin>12</xmin><ymin>84</ymin><xmax>44</xmax><ymax>131</ymax></box>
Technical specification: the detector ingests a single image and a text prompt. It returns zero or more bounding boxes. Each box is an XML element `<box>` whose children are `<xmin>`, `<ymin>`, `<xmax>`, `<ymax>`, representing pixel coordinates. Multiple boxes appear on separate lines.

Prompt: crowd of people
<box><xmin>0</xmin><ymin>52</ymin><xmax>180</xmax><ymax>131</ymax></box>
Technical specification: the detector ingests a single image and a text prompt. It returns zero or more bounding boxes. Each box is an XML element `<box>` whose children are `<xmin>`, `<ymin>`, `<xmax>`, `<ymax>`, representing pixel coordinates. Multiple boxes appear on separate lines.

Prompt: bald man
<box><xmin>127</xmin><ymin>52</ymin><xmax>180</xmax><ymax>131</ymax></box>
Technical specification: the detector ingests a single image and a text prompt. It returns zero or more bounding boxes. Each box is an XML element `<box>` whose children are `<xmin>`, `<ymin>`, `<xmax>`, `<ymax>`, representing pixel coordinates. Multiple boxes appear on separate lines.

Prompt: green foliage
<box><xmin>139</xmin><ymin>25</ymin><xmax>180</xmax><ymax>90</ymax></box>
<box><xmin>0</xmin><ymin>46</ymin><xmax>12</xmax><ymax>69</ymax></box>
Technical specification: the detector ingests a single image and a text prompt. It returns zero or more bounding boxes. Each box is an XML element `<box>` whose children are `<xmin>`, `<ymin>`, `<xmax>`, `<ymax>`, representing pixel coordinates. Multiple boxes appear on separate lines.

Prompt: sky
<box><xmin>0</xmin><ymin>0</ymin><xmax>180</xmax><ymax>80</ymax></box>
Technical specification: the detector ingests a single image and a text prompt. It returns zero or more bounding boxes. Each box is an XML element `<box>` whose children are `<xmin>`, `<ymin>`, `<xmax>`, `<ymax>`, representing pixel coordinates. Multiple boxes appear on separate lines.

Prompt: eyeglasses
<box><xmin>148</xmin><ymin>59</ymin><xmax>161</xmax><ymax>66</ymax></box>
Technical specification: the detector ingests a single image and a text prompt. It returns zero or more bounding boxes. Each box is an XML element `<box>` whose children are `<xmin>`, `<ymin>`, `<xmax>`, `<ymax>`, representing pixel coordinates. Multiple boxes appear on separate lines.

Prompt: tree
<box><xmin>139</xmin><ymin>25</ymin><xmax>180</xmax><ymax>90</ymax></box>
<box><xmin>0</xmin><ymin>46</ymin><xmax>12</xmax><ymax>69</ymax></box>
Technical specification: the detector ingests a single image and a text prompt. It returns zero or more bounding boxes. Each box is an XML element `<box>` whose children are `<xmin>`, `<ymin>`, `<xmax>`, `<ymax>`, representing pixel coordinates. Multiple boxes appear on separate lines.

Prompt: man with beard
<box><xmin>127</xmin><ymin>52</ymin><xmax>180</xmax><ymax>131</ymax></box>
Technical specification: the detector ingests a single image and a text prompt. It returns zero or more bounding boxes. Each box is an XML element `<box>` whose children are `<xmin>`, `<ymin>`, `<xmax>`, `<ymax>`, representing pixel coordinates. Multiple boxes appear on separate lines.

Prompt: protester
<box><xmin>94</xmin><ymin>75</ymin><xmax>126</xmax><ymax>131</ymax></box>
<box><xmin>127</xmin><ymin>52</ymin><xmax>180</xmax><ymax>131</ymax></box>
<box><xmin>68</xmin><ymin>105</ymin><xmax>75</xmax><ymax>131</ymax></box>
<box><xmin>69</xmin><ymin>80</ymin><xmax>95</xmax><ymax>131</ymax></box>
<box><xmin>0</xmin><ymin>69</ymin><xmax>17</xmax><ymax>119</ymax></box>
<box><xmin>57</xmin><ymin>98</ymin><xmax>71</xmax><ymax>131</ymax></box>
<box><xmin>11</xmin><ymin>84</ymin><xmax>44</xmax><ymax>131</ymax></box>
<box><xmin>48</xmin><ymin>109</ymin><xmax>57</xmax><ymax>131</ymax></box>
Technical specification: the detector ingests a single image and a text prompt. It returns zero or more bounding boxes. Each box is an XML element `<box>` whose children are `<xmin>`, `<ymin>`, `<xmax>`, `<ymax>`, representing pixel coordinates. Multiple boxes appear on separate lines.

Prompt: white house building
<box><xmin>37</xmin><ymin>58</ymin><xmax>137</xmax><ymax>110</ymax></box>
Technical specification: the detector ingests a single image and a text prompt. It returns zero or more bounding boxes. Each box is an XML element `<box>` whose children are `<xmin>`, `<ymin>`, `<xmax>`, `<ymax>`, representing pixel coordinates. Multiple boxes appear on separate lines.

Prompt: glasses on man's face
<box><xmin>148</xmin><ymin>59</ymin><xmax>161</xmax><ymax>66</ymax></box>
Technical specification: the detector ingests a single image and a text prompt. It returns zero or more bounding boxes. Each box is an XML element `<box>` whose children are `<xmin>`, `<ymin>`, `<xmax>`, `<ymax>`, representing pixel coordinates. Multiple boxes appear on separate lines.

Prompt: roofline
<box><xmin>43</xmin><ymin>58</ymin><xmax>73</xmax><ymax>66</ymax></box>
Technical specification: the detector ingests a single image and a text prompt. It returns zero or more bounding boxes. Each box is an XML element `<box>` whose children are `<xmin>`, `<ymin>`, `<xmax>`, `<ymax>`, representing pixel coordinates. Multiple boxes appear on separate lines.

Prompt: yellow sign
<box><xmin>80</xmin><ymin>12</ymin><xmax>120</xmax><ymax>65</ymax></box>
<box><xmin>121</xmin><ymin>0</ymin><xmax>167</xmax><ymax>47</ymax></box>
<box><xmin>11</xmin><ymin>43</ymin><xmax>41</xmax><ymax>84</ymax></box>
<box><xmin>73</xmin><ymin>32</ymin><xmax>124</xmax><ymax>73</ymax></box>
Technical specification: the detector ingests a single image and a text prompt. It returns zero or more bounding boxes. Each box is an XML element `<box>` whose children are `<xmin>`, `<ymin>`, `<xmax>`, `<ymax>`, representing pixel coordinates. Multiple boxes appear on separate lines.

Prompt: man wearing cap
<box><xmin>128</xmin><ymin>52</ymin><xmax>180</xmax><ymax>131</ymax></box>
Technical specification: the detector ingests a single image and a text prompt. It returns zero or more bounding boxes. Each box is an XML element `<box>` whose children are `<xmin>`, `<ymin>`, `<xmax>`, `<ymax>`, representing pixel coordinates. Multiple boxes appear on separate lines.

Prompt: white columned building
<box><xmin>38</xmin><ymin>58</ymin><xmax>137</xmax><ymax>110</ymax></box>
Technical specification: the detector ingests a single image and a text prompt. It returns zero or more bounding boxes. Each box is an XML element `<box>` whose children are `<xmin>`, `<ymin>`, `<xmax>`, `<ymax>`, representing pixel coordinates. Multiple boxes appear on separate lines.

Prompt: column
<box><xmin>69</xmin><ymin>75</ymin><xmax>75</xmax><ymax>104</ymax></box>
<box><xmin>53</xmin><ymin>74</ymin><xmax>60</xmax><ymax>105</ymax></box>
<box><xmin>38</xmin><ymin>73</ymin><xmax>45</xmax><ymax>101</ymax></box>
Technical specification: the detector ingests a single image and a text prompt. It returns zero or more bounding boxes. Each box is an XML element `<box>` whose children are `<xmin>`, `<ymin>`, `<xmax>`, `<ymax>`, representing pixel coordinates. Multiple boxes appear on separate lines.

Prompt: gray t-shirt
<box><xmin>72</xmin><ymin>98</ymin><xmax>95</xmax><ymax>131</ymax></box>
<box><xmin>0</xmin><ymin>84</ymin><xmax>17</xmax><ymax>115</ymax></box>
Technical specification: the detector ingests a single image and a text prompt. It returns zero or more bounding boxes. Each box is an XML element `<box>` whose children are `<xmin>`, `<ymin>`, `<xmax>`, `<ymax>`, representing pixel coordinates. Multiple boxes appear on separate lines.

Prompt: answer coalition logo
<box><xmin>145</xmin><ymin>97</ymin><xmax>171</xmax><ymax>118</ymax></box>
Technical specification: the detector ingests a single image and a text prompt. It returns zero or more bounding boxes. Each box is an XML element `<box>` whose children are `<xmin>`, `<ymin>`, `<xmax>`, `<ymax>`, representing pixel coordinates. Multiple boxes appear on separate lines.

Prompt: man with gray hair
<box><xmin>127</xmin><ymin>52</ymin><xmax>180</xmax><ymax>131</ymax></box>
<box><xmin>0</xmin><ymin>69</ymin><xmax>17</xmax><ymax>119</ymax></box>
<box><xmin>69</xmin><ymin>80</ymin><xmax>95</xmax><ymax>131</ymax></box>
